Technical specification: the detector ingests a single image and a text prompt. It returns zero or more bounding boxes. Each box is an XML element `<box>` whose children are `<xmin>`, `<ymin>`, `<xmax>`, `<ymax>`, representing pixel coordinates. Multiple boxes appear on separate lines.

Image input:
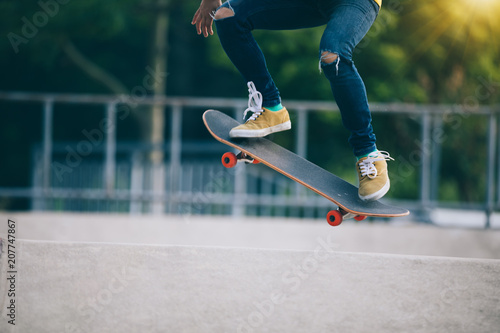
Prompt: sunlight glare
<box><xmin>451</xmin><ymin>0</ymin><xmax>500</xmax><ymax>34</ymax></box>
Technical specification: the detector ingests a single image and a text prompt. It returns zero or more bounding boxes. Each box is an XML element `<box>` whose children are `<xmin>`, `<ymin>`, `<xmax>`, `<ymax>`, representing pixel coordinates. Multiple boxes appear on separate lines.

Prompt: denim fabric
<box><xmin>214</xmin><ymin>0</ymin><xmax>379</xmax><ymax>156</ymax></box>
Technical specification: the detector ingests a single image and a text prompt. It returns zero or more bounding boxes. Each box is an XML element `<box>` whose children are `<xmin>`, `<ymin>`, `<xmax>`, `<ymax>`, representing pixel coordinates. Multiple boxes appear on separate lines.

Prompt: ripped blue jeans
<box><xmin>214</xmin><ymin>0</ymin><xmax>379</xmax><ymax>156</ymax></box>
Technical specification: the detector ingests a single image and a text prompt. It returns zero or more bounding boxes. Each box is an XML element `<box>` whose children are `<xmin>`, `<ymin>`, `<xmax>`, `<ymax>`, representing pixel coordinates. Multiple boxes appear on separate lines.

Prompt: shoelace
<box><xmin>359</xmin><ymin>151</ymin><xmax>394</xmax><ymax>179</ymax></box>
<box><xmin>242</xmin><ymin>81</ymin><xmax>263</xmax><ymax>122</ymax></box>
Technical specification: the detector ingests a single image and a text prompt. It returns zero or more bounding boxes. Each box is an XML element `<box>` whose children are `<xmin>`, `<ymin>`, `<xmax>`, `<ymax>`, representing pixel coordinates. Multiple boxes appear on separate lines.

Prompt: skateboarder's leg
<box><xmin>319</xmin><ymin>0</ymin><xmax>379</xmax><ymax>157</ymax></box>
<box><xmin>214</xmin><ymin>0</ymin><xmax>325</xmax><ymax>137</ymax></box>
<box><xmin>214</xmin><ymin>0</ymin><xmax>325</xmax><ymax>107</ymax></box>
<box><xmin>319</xmin><ymin>0</ymin><xmax>391</xmax><ymax>201</ymax></box>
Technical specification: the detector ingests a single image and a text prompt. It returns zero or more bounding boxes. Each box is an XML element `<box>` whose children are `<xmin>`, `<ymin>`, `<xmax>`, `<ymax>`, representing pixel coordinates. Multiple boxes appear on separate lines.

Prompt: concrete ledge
<box><xmin>1</xmin><ymin>239</ymin><xmax>499</xmax><ymax>332</ymax></box>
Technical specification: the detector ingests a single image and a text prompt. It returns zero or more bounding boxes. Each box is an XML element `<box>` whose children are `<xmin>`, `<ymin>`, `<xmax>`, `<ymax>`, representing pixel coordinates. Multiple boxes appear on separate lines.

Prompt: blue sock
<box><xmin>264</xmin><ymin>103</ymin><xmax>283</xmax><ymax>112</ymax></box>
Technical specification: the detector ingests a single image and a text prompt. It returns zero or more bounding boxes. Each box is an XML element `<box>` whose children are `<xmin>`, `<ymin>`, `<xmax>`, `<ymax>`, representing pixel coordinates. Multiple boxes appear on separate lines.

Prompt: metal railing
<box><xmin>0</xmin><ymin>91</ymin><xmax>499</xmax><ymax>227</ymax></box>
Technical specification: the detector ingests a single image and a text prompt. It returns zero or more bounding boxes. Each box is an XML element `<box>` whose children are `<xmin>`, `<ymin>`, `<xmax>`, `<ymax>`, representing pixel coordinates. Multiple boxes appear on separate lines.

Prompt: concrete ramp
<box><xmin>1</xmin><ymin>239</ymin><xmax>499</xmax><ymax>333</ymax></box>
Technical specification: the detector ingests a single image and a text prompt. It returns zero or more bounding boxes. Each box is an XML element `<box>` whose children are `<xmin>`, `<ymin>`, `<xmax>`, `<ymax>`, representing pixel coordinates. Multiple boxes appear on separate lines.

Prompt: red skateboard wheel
<box><xmin>221</xmin><ymin>152</ymin><xmax>237</xmax><ymax>168</ymax></box>
<box><xmin>326</xmin><ymin>210</ymin><xmax>343</xmax><ymax>227</ymax></box>
<box><xmin>354</xmin><ymin>215</ymin><xmax>367</xmax><ymax>221</ymax></box>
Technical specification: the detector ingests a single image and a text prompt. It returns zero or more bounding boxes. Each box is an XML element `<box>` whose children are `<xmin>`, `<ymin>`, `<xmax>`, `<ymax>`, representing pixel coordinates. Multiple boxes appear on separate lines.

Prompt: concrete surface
<box><xmin>1</xmin><ymin>239</ymin><xmax>499</xmax><ymax>333</ymax></box>
<box><xmin>0</xmin><ymin>212</ymin><xmax>499</xmax><ymax>332</ymax></box>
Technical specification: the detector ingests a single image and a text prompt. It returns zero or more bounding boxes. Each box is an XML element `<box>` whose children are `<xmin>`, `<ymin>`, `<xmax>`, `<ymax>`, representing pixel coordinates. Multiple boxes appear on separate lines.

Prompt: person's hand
<box><xmin>191</xmin><ymin>0</ymin><xmax>222</xmax><ymax>37</ymax></box>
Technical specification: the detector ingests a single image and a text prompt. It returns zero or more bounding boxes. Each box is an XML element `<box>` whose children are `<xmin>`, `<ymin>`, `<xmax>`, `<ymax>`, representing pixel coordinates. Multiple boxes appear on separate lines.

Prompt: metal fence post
<box><xmin>497</xmin><ymin>110</ymin><xmax>500</xmax><ymax>212</ymax></box>
<box><xmin>105</xmin><ymin>102</ymin><xmax>117</xmax><ymax>195</ymax></box>
<box><xmin>430</xmin><ymin>114</ymin><xmax>443</xmax><ymax>202</ymax></box>
<box><xmin>420</xmin><ymin>111</ymin><xmax>432</xmax><ymax>215</ymax></box>
<box><xmin>293</xmin><ymin>107</ymin><xmax>308</xmax><ymax>216</ymax></box>
<box><xmin>168</xmin><ymin>103</ymin><xmax>182</xmax><ymax>214</ymax></box>
<box><xmin>295</xmin><ymin>107</ymin><xmax>308</xmax><ymax>159</ymax></box>
<box><xmin>130</xmin><ymin>151</ymin><xmax>144</xmax><ymax>214</ymax></box>
<box><xmin>485</xmin><ymin>110</ymin><xmax>497</xmax><ymax>228</ymax></box>
<box><xmin>42</xmin><ymin>99</ymin><xmax>53</xmax><ymax>192</ymax></box>
<box><xmin>232</xmin><ymin>107</ymin><xmax>246</xmax><ymax>217</ymax></box>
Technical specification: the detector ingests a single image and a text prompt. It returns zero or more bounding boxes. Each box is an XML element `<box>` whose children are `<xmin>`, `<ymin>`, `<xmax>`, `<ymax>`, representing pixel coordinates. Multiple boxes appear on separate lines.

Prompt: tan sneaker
<box><xmin>357</xmin><ymin>151</ymin><xmax>394</xmax><ymax>201</ymax></box>
<box><xmin>229</xmin><ymin>82</ymin><xmax>291</xmax><ymax>138</ymax></box>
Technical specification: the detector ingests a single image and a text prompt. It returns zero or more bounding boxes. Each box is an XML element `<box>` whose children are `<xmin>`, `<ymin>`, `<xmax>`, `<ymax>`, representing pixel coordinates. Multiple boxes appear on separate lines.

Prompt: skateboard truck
<box><xmin>327</xmin><ymin>208</ymin><xmax>367</xmax><ymax>226</ymax></box>
<box><xmin>222</xmin><ymin>151</ymin><xmax>260</xmax><ymax>168</ymax></box>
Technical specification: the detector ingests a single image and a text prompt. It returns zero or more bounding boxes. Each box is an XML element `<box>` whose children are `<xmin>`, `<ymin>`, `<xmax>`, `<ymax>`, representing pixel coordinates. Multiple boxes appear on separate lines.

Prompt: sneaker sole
<box><xmin>359</xmin><ymin>179</ymin><xmax>390</xmax><ymax>202</ymax></box>
<box><xmin>229</xmin><ymin>121</ymin><xmax>291</xmax><ymax>138</ymax></box>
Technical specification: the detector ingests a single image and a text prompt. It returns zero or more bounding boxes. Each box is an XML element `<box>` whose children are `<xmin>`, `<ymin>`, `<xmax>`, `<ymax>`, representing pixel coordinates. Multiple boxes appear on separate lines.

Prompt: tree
<box><xmin>1</xmin><ymin>0</ymin><xmax>177</xmax><ymax>160</ymax></box>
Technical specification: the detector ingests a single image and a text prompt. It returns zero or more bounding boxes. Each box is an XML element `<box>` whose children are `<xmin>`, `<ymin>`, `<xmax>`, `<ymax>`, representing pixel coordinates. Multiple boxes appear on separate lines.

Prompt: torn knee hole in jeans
<box><xmin>213</xmin><ymin>7</ymin><xmax>235</xmax><ymax>20</ymax></box>
<box><xmin>319</xmin><ymin>51</ymin><xmax>340</xmax><ymax>75</ymax></box>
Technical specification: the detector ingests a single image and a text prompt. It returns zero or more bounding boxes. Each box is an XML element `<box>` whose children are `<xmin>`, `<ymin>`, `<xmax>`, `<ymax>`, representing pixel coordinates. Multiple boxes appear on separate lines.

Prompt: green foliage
<box><xmin>0</xmin><ymin>0</ymin><xmax>499</xmax><ymax>207</ymax></box>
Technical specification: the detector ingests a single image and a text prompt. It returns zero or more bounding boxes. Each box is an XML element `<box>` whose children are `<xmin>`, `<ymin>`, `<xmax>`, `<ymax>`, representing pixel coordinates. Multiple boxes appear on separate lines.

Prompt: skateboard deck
<box><xmin>203</xmin><ymin>109</ymin><xmax>409</xmax><ymax>225</ymax></box>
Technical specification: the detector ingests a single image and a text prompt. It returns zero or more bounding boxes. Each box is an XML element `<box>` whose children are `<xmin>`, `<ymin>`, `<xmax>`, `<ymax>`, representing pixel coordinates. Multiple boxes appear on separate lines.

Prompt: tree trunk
<box><xmin>149</xmin><ymin>0</ymin><xmax>169</xmax><ymax>164</ymax></box>
<box><xmin>149</xmin><ymin>0</ymin><xmax>170</xmax><ymax>215</ymax></box>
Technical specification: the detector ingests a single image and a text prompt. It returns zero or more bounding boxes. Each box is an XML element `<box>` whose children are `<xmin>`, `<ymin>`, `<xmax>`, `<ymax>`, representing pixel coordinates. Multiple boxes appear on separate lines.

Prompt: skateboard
<box><xmin>203</xmin><ymin>110</ymin><xmax>409</xmax><ymax>226</ymax></box>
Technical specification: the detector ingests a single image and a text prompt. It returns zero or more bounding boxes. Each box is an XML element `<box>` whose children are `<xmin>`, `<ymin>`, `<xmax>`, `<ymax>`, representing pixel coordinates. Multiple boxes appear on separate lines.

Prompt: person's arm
<box><xmin>191</xmin><ymin>0</ymin><xmax>222</xmax><ymax>37</ymax></box>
